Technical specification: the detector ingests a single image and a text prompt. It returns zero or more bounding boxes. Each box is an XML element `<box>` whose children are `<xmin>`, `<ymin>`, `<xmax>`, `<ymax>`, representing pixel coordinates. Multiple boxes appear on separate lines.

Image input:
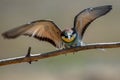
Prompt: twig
<box><xmin>26</xmin><ymin>47</ymin><xmax>32</xmax><ymax>64</ymax></box>
<box><xmin>0</xmin><ymin>42</ymin><xmax>120</xmax><ymax>66</ymax></box>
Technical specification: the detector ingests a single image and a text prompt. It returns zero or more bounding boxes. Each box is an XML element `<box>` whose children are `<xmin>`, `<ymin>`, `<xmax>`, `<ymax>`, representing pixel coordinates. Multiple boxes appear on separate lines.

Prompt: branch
<box><xmin>0</xmin><ymin>42</ymin><xmax>120</xmax><ymax>66</ymax></box>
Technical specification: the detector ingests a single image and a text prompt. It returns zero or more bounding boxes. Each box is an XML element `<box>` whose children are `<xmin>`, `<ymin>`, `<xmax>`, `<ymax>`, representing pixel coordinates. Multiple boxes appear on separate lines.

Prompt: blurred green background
<box><xmin>0</xmin><ymin>0</ymin><xmax>120</xmax><ymax>80</ymax></box>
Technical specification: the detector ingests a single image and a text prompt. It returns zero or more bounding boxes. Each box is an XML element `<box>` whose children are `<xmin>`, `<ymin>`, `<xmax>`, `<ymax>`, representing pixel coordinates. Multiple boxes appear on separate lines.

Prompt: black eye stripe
<box><xmin>61</xmin><ymin>30</ymin><xmax>76</xmax><ymax>38</ymax></box>
<box><xmin>64</xmin><ymin>34</ymin><xmax>75</xmax><ymax>38</ymax></box>
<box><xmin>65</xmin><ymin>35</ymin><xmax>68</xmax><ymax>38</ymax></box>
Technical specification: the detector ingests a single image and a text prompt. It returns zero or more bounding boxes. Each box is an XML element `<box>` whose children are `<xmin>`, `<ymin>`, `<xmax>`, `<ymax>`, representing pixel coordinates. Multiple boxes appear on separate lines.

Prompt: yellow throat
<box><xmin>62</xmin><ymin>34</ymin><xmax>76</xmax><ymax>43</ymax></box>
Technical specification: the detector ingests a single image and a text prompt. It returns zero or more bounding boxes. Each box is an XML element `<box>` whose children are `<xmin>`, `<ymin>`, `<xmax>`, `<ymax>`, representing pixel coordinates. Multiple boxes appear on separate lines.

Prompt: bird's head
<box><xmin>61</xmin><ymin>28</ymin><xmax>77</xmax><ymax>43</ymax></box>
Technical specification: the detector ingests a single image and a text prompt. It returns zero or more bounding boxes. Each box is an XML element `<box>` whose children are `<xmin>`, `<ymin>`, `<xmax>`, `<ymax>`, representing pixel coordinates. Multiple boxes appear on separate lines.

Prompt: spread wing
<box><xmin>2</xmin><ymin>20</ymin><xmax>62</xmax><ymax>48</ymax></box>
<box><xmin>74</xmin><ymin>5</ymin><xmax>112</xmax><ymax>39</ymax></box>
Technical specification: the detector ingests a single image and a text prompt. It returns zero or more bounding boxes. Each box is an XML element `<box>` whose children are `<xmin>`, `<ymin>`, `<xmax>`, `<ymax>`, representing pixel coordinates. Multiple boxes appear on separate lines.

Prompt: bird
<box><xmin>2</xmin><ymin>5</ymin><xmax>112</xmax><ymax>49</ymax></box>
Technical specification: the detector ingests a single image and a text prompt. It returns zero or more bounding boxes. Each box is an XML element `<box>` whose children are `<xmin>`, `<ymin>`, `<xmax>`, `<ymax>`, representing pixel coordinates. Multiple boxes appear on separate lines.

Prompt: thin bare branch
<box><xmin>0</xmin><ymin>42</ymin><xmax>120</xmax><ymax>66</ymax></box>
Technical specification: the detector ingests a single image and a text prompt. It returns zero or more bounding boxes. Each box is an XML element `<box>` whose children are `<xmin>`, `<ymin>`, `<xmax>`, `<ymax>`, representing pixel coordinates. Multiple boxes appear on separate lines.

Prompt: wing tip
<box><xmin>104</xmin><ymin>5</ymin><xmax>112</xmax><ymax>11</ymax></box>
<box><xmin>2</xmin><ymin>32</ymin><xmax>11</xmax><ymax>39</ymax></box>
<box><xmin>100</xmin><ymin>5</ymin><xmax>112</xmax><ymax>16</ymax></box>
<box><xmin>86</xmin><ymin>5</ymin><xmax>112</xmax><ymax>18</ymax></box>
<box><xmin>1</xmin><ymin>32</ymin><xmax>9</xmax><ymax>39</ymax></box>
<box><xmin>104</xmin><ymin>5</ymin><xmax>112</xmax><ymax>8</ymax></box>
<box><xmin>1</xmin><ymin>31</ymin><xmax>18</xmax><ymax>39</ymax></box>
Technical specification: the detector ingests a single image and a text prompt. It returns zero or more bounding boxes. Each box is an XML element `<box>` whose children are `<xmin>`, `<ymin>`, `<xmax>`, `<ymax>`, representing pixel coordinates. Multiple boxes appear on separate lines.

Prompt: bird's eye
<box><xmin>64</xmin><ymin>35</ymin><xmax>68</xmax><ymax>38</ymax></box>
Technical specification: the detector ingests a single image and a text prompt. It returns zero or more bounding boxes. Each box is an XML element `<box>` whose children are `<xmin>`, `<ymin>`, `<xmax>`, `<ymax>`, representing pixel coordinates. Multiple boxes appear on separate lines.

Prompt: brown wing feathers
<box><xmin>2</xmin><ymin>20</ymin><xmax>62</xmax><ymax>48</ymax></box>
<box><xmin>74</xmin><ymin>5</ymin><xmax>112</xmax><ymax>39</ymax></box>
